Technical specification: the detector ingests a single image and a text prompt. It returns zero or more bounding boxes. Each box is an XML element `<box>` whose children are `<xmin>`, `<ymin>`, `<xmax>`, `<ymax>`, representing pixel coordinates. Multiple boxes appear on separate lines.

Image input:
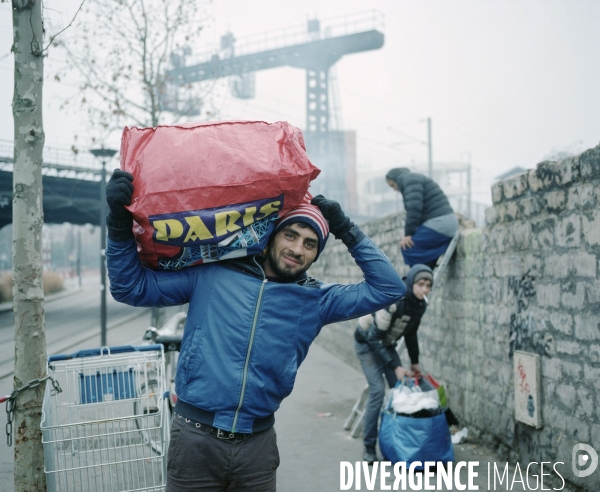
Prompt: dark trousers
<box><xmin>167</xmin><ymin>415</ymin><xmax>279</xmax><ymax>491</ymax></box>
<box><xmin>401</xmin><ymin>224</ymin><xmax>453</xmax><ymax>267</ymax></box>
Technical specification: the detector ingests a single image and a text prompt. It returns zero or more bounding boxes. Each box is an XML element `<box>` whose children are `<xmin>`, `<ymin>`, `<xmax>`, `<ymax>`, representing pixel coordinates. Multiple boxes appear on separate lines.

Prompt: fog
<box><xmin>0</xmin><ymin>0</ymin><xmax>598</xmax><ymax>222</ymax></box>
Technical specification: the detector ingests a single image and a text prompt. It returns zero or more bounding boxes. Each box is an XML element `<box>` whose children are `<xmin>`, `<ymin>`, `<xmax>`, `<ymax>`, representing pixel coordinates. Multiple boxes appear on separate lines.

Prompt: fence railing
<box><xmin>184</xmin><ymin>10</ymin><xmax>384</xmax><ymax>67</ymax></box>
<box><xmin>0</xmin><ymin>139</ymin><xmax>109</xmax><ymax>179</ymax></box>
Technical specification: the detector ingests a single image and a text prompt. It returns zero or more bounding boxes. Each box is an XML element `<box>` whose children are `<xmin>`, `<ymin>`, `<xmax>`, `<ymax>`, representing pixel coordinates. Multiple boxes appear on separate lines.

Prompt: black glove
<box><xmin>106</xmin><ymin>170</ymin><xmax>134</xmax><ymax>218</ymax></box>
<box><xmin>311</xmin><ymin>195</ymin><xmax>353</xmax><ymax>239</ymax></box>
<box><xmin>105</xmin><ymin>169</ymin><xmax>134</xmax><ymax>241</ymax></box>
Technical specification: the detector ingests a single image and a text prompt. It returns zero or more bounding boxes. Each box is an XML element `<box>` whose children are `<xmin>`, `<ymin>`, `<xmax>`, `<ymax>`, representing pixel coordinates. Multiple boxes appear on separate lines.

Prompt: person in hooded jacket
<box><xmin>104</xmin><ymin>170</ymin><xmax>405</xmax><ymax>491</ymax></box>
<box><xmin>354</xmin><ymin>264</ymin><xmax>433</xmax><ymax>463</ymax></box>
<box><xmin>385</xmin><ymin>167</ymin><xmax>458</xmax><ymax>270</ymax></box>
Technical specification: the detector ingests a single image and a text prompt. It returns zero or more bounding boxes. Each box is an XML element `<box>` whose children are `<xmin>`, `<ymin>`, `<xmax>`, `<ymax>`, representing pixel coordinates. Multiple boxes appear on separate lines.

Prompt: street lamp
<box><xmin>90</xmin><ymin>147</ymin><xmax>118</xmax><ymax>347</ymax></box>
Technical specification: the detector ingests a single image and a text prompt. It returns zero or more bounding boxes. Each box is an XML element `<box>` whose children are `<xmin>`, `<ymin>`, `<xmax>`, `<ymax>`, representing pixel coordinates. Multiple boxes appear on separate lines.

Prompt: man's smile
<box><xmin>282</xmin><ymin>253</ymin><xmax>301</xmax><ymax>266</ymax></box>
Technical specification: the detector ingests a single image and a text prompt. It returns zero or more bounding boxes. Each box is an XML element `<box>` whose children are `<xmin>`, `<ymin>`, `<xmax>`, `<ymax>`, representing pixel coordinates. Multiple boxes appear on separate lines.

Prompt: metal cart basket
<box><xmin>41</xmin><ymin>345</ymin><xmax>169</xmax><ymax>492</ymax></box>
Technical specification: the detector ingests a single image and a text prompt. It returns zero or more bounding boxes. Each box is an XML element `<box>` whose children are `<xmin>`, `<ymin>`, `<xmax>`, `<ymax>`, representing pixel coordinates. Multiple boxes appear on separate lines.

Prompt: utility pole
<box><xmin>77</xmin><ymin>226</ymin><xmax>82</xmax><ymax>288</ymax></box>
<box><xmin>11</xmin><ymin>1</ymin><xmax>47</xmax><ymax>490</ymax></box>
<box><xmin>467</xmin><ymin>157</ymin><xmax>472</xmax><ymax>219</ymax></box>
<box><xmin>90</xmin><ymin>148</ymin><xmax>117</xmax><ymax>347</ymax></box>
<box><xmin>427</xmin><ymin>117</ymin><xmax>433</xmax><ymax>179</ymax></box>
<box><xmin>461</xmin><ymin>152</ymin><xmax>472</xmax><ymax>219</ymax></box>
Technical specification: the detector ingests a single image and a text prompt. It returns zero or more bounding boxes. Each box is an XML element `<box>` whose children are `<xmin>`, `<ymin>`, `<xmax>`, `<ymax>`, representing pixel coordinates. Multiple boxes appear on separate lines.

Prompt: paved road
<box><xmin>0</xmin><ymin>279</ymin><xmax>575</xmax><ymax>491</ymax></box>
<box><xmin>0</xmin><ymin>276</ymin><xmax>151</xmax><ymax>379</ymax></box>
<box><xmin>0</xmin><ymin>277</ymin><xmax>154</xmax><ymax>489</ymax></box>
<box><xmin>275</xmin><ymin>342</ymin><xmax>569</xmax><ymax>492</ymax></box>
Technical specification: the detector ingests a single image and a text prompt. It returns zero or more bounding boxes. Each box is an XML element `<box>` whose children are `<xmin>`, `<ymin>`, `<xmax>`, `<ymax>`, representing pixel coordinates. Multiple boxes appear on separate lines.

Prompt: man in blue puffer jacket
<box><xmin>386</xmin><ymin>167</ymin><xmax>458</xmax><ymax>269</ymax></box>
<box><xmin>105</xmin><ymin>170</ymin><xmax>405</xmax><ymax>491</ymax></box>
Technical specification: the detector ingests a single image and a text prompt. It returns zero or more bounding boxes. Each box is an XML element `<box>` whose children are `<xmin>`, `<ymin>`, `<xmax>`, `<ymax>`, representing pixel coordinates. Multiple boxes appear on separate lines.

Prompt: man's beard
<box><xmin>265</xmin><ymin>249</ymin><xmax>308</xmax><ymax>281</ymax></box>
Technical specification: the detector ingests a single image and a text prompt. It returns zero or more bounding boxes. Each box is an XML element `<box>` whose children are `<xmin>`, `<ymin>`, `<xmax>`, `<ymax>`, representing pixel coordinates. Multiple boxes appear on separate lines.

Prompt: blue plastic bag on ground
<box><xmin>379</xmin><ymin>411</ymin><xmax>454</xmax><ymax>467</ymax></box>
<box><xmin>379</xmin><ymin>378</ymin><xmax>454</xmax><ymax>468</ymax></box>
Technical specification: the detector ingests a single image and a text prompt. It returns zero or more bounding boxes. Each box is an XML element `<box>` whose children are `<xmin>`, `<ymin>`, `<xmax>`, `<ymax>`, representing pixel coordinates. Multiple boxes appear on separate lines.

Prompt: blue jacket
<box><xmin>106</xmin><ymin>235</ymin><xmax>405</xmax><ymax>433</ymax></box>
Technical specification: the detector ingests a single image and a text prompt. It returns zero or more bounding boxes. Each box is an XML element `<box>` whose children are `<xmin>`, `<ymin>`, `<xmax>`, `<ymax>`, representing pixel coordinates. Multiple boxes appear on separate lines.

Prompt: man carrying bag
<box><xmin>105</xmin><ymin>170</ymin><xmax>405</xmax><ymax>491</ymax></box>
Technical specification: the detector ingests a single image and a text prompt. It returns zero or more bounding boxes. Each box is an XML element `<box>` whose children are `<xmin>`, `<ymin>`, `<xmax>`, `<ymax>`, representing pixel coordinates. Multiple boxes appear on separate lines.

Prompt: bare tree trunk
<box><xmin>11</xmin><ymin>1</ymin><xmax>47</xmax><ymax>490</ymax></box>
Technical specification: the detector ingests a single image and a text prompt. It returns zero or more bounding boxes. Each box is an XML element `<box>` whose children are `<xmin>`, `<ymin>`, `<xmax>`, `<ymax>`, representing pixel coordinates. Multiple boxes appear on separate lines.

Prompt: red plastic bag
<box><xmin>120</xmin><ymin>121</ymin><xmax>320</xmax><ymax>269</ymax></box>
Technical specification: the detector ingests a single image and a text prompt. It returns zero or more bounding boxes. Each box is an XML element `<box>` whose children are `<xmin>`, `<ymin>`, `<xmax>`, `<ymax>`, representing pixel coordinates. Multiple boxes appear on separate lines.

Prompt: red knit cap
<box><xmin>273</xmin><ymin>195</ymin><xmax>329</xmax><ymax>259</ymax></box>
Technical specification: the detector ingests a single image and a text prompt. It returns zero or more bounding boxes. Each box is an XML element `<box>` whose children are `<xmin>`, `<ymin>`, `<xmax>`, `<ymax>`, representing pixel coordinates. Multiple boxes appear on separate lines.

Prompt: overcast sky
<box><xmin>0</xmin><ymin>0</ymin><xmax>599</xmax><ymax>206</ymax></box>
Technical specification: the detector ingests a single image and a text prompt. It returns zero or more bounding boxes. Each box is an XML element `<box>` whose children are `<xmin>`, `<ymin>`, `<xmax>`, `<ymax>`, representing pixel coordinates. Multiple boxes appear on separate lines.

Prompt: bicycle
<box><xmin>135</xmin><ymin>311</ymin><xmax>185</xmax><ymax>455</ymax></box>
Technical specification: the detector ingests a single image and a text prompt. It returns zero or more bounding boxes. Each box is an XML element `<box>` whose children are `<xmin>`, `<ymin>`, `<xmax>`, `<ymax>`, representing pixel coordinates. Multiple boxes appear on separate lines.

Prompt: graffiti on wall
<box><xmin>513</xmin><ymin>350</ymin><xmax>542</xmax><ymax>428</ymax></box>
<box><xmin>508</xmin><ymin>271</ymin><xmax>555</xmax><ymax>358</ymax></box>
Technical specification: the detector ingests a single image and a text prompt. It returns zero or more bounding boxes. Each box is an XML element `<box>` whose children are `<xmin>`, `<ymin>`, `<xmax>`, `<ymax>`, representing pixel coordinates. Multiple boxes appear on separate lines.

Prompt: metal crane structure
<box><xmin>166</xmin><ymin>11</ymin><xmax>385</xmax><ymax>212</ymax></box>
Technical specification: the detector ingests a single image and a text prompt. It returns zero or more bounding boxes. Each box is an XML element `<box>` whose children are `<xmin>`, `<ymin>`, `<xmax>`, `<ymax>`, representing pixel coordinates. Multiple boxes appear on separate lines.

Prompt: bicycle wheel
<box><xmin>134</xmin><ymin>378</ymin><xmax>165</xmax><ymax>455</ymax></box>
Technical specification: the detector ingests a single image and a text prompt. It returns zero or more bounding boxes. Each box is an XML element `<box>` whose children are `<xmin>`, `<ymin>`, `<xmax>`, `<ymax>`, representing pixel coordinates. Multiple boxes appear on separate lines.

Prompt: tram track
<box><xmin>0</xmin><ymin>284</ymin><xmax>150</xmax><ymax>380</ymax></box>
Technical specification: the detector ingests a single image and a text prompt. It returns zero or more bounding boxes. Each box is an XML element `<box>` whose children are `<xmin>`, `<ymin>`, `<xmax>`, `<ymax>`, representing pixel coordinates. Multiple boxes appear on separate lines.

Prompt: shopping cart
<box><xmin>41</xmin><ymin>344</ymin><xmax>169</xmax><ymax>492</ymax></box>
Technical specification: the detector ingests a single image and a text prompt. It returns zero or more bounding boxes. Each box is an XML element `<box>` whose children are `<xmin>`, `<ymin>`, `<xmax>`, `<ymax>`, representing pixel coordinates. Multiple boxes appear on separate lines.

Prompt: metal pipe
<box><xmin>90</xmin><ymin>147</ymin><xmax>117</xmax><ymax>347</ymax></box>
<box><xmin>100</xmin><ymin>160</ymin><xmax>107</xmax><ymax>346</ymax></box>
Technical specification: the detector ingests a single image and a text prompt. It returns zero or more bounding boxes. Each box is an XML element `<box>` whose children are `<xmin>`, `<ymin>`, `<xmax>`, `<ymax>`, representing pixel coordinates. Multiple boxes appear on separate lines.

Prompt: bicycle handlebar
<box><xmin>155</xmin><ymin>335</ymin><xmax>183</xmax><ymax>353</ymax></box>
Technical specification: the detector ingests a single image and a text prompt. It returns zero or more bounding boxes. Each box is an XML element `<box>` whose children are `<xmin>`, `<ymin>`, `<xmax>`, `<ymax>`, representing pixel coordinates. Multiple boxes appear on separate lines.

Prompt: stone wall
<box><xmin>309</xmin><ymin>144</ymin><xmax>600</xmax><ymax>491</ymax></box>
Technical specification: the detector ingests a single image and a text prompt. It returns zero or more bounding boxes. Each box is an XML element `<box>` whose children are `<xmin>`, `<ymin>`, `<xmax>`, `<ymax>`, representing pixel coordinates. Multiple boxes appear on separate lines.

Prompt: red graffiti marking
<box><xmin>517</xmin><ymin>363</ymin><xmax>530</xmax><ymax>395</ymax></box>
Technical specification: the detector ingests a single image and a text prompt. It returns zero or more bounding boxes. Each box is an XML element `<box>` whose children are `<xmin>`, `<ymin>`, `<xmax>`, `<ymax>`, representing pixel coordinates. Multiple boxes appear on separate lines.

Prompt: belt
<box><xmin>175</xmin><ymin>413</ymin><xmax>261</xmax><ymax>440</ymax></box>
<box><xmin>174</xmin><ymin>400</ymin><xmax>275</xmax><ymax>434</ymax></box>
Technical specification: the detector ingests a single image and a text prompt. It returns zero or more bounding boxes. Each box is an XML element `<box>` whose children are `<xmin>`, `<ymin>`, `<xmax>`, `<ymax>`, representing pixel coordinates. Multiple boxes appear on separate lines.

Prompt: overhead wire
<box><xmin>344</xmin><ymin>89</ymin><xmax>528</xmax><ymax>166</ymax></box>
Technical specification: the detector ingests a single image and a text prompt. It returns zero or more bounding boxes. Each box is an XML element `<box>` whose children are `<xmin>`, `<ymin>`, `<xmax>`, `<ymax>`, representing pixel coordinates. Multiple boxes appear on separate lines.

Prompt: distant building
<box><xmin>305</xmin><ymin>130</ymin><xmax>358</xmax><ymax>215</ymax></box>
<box><xmin>354</xmin><ymin>170</ymin><xmax>404</xmax><ymax>223</ymax></box>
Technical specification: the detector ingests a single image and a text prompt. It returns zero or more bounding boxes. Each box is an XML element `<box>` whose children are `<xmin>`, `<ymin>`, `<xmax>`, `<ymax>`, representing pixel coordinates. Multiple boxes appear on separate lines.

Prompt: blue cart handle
<box><xmin>48</xmin><ymin>344</ymin><xmax>163</xmax><ymax>362</ymax></box>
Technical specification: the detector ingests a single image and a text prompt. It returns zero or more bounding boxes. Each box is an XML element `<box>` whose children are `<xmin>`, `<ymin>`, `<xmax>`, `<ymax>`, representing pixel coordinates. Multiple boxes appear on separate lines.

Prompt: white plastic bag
<box><xmin>451</xmin><ymin>427</ymin><xmax>469</xmax><ymax>444</ymax></box>
<box><xmin>391</xmin><ymin>384</ymin><xmax>440</xmax><ymax>414</ymax></box>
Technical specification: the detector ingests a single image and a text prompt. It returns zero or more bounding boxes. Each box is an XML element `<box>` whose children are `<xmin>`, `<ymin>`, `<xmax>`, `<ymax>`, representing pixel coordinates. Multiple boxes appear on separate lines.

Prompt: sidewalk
<box><xmin>1</xmin><ymin>321</ymin><xmax>574</xmax><ymax>491</ymax></box>
<box><xmin>275</xmin><ymin>342</ymin><xmax>536</xmax><ymax>492</ymax></box>
<box><xmin>0</xmin><ymin>276</ymin><xmax>90</xmax><ymax>313</ymax></box>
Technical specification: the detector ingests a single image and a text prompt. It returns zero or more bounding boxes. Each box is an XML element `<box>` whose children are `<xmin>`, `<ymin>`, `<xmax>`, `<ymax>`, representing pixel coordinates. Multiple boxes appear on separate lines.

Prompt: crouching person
<box><xmin>104</xmin><ymin>170</ymin><xmax>406</xmax><ymax>491</ymax></box>
<box><xmin>354</xmin><ymin>264</ymin><xmax>433</xmax><ymax>464</ymax></box>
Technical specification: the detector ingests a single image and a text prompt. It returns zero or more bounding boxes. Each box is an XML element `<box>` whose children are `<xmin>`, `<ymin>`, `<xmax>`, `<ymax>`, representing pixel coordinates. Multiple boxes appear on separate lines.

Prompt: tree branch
<box><xmin>54</xmin><ymin>0</ymin><xmax>212</xmax><ymax>139</ymax></box>
<box><xmin>42</xmin><ymin>0</ymin><xmax>87</xmax><ymax>53</ymax></box>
